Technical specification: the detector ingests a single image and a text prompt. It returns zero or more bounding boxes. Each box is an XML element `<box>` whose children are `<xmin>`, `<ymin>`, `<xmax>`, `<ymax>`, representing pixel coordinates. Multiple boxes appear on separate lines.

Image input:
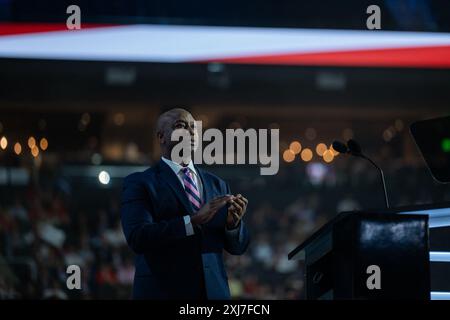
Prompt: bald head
<box><xmin>156</xmin><ymin>108</ymin><xmax>197</xmax><ymax>160</ymax></box>
<box><xmin>156</xmin><ymin>108</ymin><xmax>192</xmax><ymax>135</ymax></box>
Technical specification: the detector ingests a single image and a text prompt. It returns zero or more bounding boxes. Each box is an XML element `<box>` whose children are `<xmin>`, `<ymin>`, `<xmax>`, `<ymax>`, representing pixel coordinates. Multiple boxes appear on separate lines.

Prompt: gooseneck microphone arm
<box><xmin>332</xmin><ymin>140</ymin><xmax>390</xmax><ymax>209</ymax></box>
<box><xmin>359</xmin><ymin>154</ymin><xmax>390</xmax><ymax>209</ymax></box>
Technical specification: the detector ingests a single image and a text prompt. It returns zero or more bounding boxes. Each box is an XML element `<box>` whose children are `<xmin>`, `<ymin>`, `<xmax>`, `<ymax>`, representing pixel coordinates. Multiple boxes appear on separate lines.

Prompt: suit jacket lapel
<box><xmin>157</xmin><ymin>160</ymin><xmax>194</xmax><ymax>215</ymax></box>
<box><xmin>195</xmin><ymin>165</ymin><xmax>212</xmax><ymax>203</ymax></box>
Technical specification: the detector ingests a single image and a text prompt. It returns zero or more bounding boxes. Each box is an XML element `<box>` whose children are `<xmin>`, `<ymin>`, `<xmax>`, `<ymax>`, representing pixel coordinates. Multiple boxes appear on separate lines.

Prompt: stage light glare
<box><xmin>289</xmin><ymin>141</ymin><xmax>302</xmax><ymax>154</ymax></box>
<box><xmin>14</xmin><ymin>142</ymin><xmax>22</xmax><ymax>155</ymax></box>
<box><xmin>323</xmin><ymin>149</ymin><xmax>334</xmax><ymax>163</ymax></box>
<box><xmin>31</xmin><ymin>146</ymin><xmax>39</xmax><ymax>157</ymax></box>
<box><xmin>301</xmin><ymin>148</ymin><xmax>313</xmax><ymax>162</ymax></box>
<box><xmin>28</xmin><ymin>136</ymin><xmax>36</xmax><ymax>149</ymax></box>
<box><xmin>40</xmin><ymin>138</ymin><xmax>48</xmax><ymax>151</ymax></box>
<box><xmin>330</xmin><ymin>144</ymin><xmax>340</xmax><ymax>156</ymax></box>
<box><xmin>283</xmin><ymin>149</ymin><xmax>295</xmax><ymax>163</ymax></box>
<box><xmin>315</xmin><ymin>143</ymin><xmax>327</xmax><ymax>156</ymax></box>
<box><xmin>0</xmin><ymin>136</ymin><xmax>7</xmax><ymax>150</ymax></box>
<box><xmin>98</xmin><ymin>170</ymin><xmax>111</xmax><ymax>185</ymax></box>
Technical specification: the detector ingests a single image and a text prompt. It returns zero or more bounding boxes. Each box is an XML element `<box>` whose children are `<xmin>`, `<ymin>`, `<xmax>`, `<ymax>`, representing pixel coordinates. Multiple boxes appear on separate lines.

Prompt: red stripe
<box><xmin>184</xmin><ymin>180</ymin><xmax>200</xmax><ymax>198</ymax></box>
<box><xmin>187</xmin><ymin>194</ymin><xmax>201</xmax><ymax>209</ymax></box>
<box><xmin>0</xmin><ymin>23</ymin><xmax>116</xmax><ymax>37</ymax></box>
<box><xmin>198</xmin><ymin>45</ymin><xmax>450</xmax><ymax>69</ymax></box>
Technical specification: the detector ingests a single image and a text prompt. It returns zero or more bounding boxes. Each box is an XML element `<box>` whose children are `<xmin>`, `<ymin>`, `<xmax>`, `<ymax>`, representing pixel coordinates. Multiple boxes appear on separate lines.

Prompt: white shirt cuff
<box><xmin>184</xmin><ymin>215</ymin><xmax>194</xmax><ymax>236</ymax></box>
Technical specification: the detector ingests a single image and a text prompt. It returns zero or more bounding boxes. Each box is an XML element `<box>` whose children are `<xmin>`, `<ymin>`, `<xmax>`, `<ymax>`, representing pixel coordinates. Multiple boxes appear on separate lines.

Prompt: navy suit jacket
<box><xmin>120</xmin><ymin>159</ymin><xmax>250</xmax><ymax>299</ymax></box>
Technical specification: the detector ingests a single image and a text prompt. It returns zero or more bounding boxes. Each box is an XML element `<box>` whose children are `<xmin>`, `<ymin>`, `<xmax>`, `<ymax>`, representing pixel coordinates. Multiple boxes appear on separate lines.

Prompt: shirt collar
<box><xmin>161</xmin><ymin>157</ymin><xmax>197</xmax><ymax>176</ymax></box>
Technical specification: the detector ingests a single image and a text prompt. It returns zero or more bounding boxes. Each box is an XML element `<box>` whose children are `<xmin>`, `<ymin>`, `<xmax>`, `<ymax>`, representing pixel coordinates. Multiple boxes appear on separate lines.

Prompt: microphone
<box><xmin>331</xmin><ymin>140</ymin><xmax>348</xmax><ymax>154</ymax></box>
<box><xmin>347</xmin><ymin>139</ymin><xmax>362</xmax><ymax>156</ymax></box>
<box><xmin>333</xmin><ymin>139</ymin><xmax>390</xmax><ymax>209</ymax></box>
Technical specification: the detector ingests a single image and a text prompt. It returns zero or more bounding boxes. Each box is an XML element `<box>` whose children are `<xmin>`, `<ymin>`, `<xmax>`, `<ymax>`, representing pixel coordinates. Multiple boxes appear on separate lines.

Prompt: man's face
<box><xmin>160</xmin><ymin>110</ymin><xmax>199</xmax><ymax>153</ymax></box>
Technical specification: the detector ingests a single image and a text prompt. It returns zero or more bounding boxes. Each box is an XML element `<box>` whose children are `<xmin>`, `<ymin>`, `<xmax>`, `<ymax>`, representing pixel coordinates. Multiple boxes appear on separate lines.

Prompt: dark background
<box><xmin>0</xmin><ymin>0</ymin><xmax>449</xmax><ymax>300</ymax></box>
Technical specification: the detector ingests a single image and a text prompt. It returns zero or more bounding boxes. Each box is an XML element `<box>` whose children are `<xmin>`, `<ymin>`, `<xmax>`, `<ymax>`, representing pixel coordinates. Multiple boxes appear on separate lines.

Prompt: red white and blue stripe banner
<box><xmin>1</xmin><ymin>23</ymin><xmax>450</xmax><ymax>68</ymax></box>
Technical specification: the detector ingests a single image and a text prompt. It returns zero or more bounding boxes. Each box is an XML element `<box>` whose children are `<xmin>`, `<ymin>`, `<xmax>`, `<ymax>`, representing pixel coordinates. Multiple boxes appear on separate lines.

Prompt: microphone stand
<box><xmin>333</xmin><ymin>139</ymin><xmax>390</xmax><ymax>209</ymax></box>
<box><xmin>360</xmin><ymin>154</ymin><xmax>390</xmax><ymax>209</ymax></box>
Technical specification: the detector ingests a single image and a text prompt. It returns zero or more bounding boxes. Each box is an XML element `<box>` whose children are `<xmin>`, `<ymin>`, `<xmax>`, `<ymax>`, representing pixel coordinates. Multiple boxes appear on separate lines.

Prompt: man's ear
<box><xmin>157</xmin><ymin>131</ymin><xmax>164</xmax><ymax>144</ymax></box>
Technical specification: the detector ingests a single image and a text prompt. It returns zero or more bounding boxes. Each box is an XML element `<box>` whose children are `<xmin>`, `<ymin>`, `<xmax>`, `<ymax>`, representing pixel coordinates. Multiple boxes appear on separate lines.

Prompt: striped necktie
<box><xmin>180</xmin><ymin>167</ymin><xmax>202</xmax><ymax>212</ymax></box>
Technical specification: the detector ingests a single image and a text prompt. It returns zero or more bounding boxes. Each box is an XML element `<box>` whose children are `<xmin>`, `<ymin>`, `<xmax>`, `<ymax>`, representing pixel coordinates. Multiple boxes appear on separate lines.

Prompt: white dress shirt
<box><xmin>161</xmin><ymin>157</ymin><xmax>201</xmax><ymax>236</ymax></box>
<box><xmin>161</xmin><ymin>157</ymin><xmax>203</xmax><ymax>200</ymax></box>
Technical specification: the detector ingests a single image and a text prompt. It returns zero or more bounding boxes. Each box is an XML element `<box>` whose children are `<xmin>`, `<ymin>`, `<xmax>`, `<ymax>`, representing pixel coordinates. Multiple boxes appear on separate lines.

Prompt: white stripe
<box><xmin>431</xmin><ymin>292</ymin><xmax>450</xmax><ymax>300</ymax></box>
<box><xmin>398</xmin><ymin>208</ymin><xmax>450</xmax><ymax>228</ymax></box>
<box><xmin>430</xmin><ymin>251</ymin><xmax>450</xmax><ymax>262</ymax></box>
<box><xmin>1</xmin><ymin>25</ymin><xmax>450</xmax><ymax>61</ymax></box>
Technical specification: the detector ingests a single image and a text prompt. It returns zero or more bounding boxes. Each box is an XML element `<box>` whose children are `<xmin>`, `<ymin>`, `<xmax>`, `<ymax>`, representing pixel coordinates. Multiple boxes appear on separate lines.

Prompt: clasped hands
<box><xmin>190</xmin><ymin>194</ymin><xmax>248</xmax><ymax>229</ymax></box>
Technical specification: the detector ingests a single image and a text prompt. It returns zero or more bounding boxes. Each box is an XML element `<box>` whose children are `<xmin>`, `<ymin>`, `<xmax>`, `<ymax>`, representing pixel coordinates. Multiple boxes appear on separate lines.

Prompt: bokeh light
<box><xmin>283</xmin><ymin>149</ymin><xmax>296</xmax><ymax>163</ymax></box>
<box><xmin>301</xmin><ymin>148</ymin><xmax>313</xmax><ymax>162</ymax></box>
<box><xmin>289</xmin><ymin>141</ymin><xmax>302</xmax><ymax>154</ymax></box>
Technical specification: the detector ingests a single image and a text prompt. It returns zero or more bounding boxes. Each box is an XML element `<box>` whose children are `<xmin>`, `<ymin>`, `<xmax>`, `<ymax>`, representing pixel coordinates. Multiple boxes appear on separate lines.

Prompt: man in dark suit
<box><xmin>121</xmin><ymin>108</ymin><xmax>250</xmax><ymax>299</ymax></box>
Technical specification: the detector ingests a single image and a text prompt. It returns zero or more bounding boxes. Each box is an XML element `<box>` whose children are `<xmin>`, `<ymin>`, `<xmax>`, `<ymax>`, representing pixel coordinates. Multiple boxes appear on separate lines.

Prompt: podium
<box><xmin>289</xmin><ymin>117</ymin><xmax>450</xmax><ymax>300</ymax></box>
<box><xmin>288</xmin><ymin>210</ymin><xmax>431</xmax><ymax>299</ymax></box>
